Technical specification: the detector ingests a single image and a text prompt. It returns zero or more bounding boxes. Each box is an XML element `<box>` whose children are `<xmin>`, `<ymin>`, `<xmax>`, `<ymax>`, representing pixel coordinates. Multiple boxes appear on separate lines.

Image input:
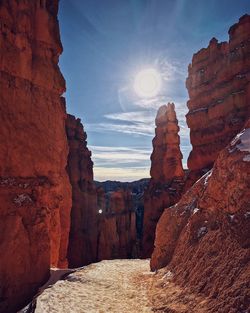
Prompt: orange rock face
<box><xmin>142</xmin><ymin>103</ymin><xmax>185</xmax><ymax>257</ymax></box>
<box><xmin>151</xmin><ymin>121</ymin><xmax>250</xmax><ymax>312</ymax></box>
<box><xmin>97</xmin><ymin>189</ymin><xmax>136</xmax><ymax>260</ymax></box>
<box><xmin>186</xmin><ymin>15</ymin><xmax>250</xmax><ymax>175</ymax></box>
<box><xmin>66</xmin><ymin>118</ymin><xmax>137</xmax><ymax>265</ymax></box>
<box><xmin>0</xmin><ymin>1</ymin><xmax>71</xmax><ymax>312</ymax></box>
<box><xmin>66</xmin><ymin>114</ymin><xmax>98</xmax><ymax>267</ymax></box>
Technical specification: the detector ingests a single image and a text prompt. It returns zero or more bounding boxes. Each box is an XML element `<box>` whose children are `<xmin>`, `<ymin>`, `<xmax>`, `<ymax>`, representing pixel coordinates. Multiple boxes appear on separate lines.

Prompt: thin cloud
<box><xmin>86</xmin><ymin>122</ymin><xmax>153</xmax><ymax>137</ymax></box>
<box><xmin>87</xmin><ymin>103</ymin><xmax>191</xmax><ymax>178</ymax></box>
<box><xmin>157</xmin><ymin>58</ymin><xmax>187</xmax><ymax>82</ymax></box>
<box><xmin>104</xmin><ymin>110</ymin><xmax>155</xmax><ymax>124</ymax></box>
<box><xmin>86</xmin><ymin>110</ymin><xmax>157</xmax><ymax>137</ymax></box>
<box><xmin>90</xmin><ymin>145</ymin><xmax>151</xmax><ymax>167</ymax></box>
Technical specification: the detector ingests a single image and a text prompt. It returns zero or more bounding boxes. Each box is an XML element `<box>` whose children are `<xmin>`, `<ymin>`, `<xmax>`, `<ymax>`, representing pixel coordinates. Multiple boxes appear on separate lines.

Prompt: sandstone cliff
<box><xmin>65</xmin><ymin>116</ymin><xmax>137</xmax><ymax>266</ymax></box>
<box><xmin>0</xmin><ymin>1</ymin><xmax>71</xmax><ymax>312</ymax></box>
<box><xmin>151</xmin><ymin>121</ymin><xmax>250</xmax><ymax>312</ymax></box>
<box><xmin>66</xmin><ymin>114</ymin><xmax>98</xmax><ymax>267</ymax></box>
<box><xmin>151</xmin><ymin>15</ymin><xmax>250</xmax><ymax>312</ymax></box>
<box><xmin>97</xmin><ymin>189</ymin><xmax>136</xmax><ymax>260</ymax></box>
<box><xmin>186</xmin><ymin>14</ymin><xmax>250</xmax><ymax>181</ymax></box>
<box><xmin>142</xmin><ymin>103</ymin><xmax>185</xmax><ymax>257</ymax></box>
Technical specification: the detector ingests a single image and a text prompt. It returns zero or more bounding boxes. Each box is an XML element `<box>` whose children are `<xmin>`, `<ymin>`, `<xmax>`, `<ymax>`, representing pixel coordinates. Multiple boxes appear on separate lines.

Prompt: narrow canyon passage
<box><xmin>34</xmin><ymin>260</ymin><xmax>209</xmax><ymax>313</ymax></box>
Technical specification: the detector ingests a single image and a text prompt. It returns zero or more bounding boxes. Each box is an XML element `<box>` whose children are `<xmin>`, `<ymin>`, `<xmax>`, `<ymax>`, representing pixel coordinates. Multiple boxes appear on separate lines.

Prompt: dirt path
<box><xmin>34</xmin><ymin>259</ymin><xmax>209</xmax><ymax>313</ymax></box>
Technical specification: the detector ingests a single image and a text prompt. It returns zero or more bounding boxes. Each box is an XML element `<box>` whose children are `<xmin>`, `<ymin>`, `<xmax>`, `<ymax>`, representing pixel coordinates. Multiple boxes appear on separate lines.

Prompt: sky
<box><xmin>59</xmin><ymin>0</ymin><xmax>250</xmax><ymax>182</ymax></box>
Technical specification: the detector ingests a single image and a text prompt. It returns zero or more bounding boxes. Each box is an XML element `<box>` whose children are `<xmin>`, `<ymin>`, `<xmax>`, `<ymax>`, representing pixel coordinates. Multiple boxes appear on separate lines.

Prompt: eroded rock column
<box><xmin>66</xmin><ymin>114</ymin><xmax>98</xmax><ymax>267</ymax></box>
<box><xmin>142</xmin><ymin>103</ymin><xmax>185</xmax><ymax>257</ymax></box>
<box><xmin>97</xmin><ymin>189</ymin><xmax>136</xmax><ymax>260</ymax></box>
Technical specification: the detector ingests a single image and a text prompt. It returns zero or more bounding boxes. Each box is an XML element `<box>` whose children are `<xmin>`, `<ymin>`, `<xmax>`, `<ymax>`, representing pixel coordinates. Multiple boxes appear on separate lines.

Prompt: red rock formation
<box><xmin>66</xmin><ymin>114</ymin><xmax>98</xmax><ymax>267</ymax></box>
<box><xmin>142</xmin><ymin>103</ymin><xmax>185</xmax><ymax>257</ymax></box>
<box><xmin>66</xmin><ymin>117</ymin><xmax>137</xmax><ymax>265</ymax></box>
<box><xmin>97</xmin><ymin>189</ymin><xmax>136</xmax><ymax>260</ymax></box>
<box><xmin>151</xmin><ymin>121</ymin><xmax>250</xmax><ymax>312</ymax></box>
<box><xmin>186</xmin><ymin>14</ymin><xmax>250</xmax><ymax>180</ymax></box>
<box><xmin>0</xmin><ymin>1</ymin><xmax>71</xmax><ymax>312</ymax></box>
<box><xmin>97</xmin><ymin>186</ymin><xmax>107</xmax><ymax>213</ymax></box>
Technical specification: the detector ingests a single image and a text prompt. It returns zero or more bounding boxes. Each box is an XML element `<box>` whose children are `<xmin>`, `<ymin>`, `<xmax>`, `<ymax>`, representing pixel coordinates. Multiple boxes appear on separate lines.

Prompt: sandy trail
<box><xmin>34</xmin><ymin>259</ymin><xmax>209</xmax><ymax>313</ymax></box>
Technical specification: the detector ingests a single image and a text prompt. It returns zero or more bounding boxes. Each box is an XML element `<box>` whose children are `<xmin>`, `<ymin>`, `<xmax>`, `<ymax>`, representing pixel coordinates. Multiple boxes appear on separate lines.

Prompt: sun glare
<box><xmin>134</xmin><ymin>68</ymin><xmax>161</xmax><ymax>98</ymax></box>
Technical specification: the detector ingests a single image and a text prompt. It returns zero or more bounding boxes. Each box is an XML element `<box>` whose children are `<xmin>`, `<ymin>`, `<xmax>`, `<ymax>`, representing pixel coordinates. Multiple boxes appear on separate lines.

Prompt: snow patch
<box><xmin>204</xmin><ymin>169</ymin><xmax>213</xmax><ymax>185</ymax></box>
<box><xmin>197</xmin><ymin>226</ymin><xmax>207</xmax><ymax>239</ymax></box>
<box><xmin>34</xmin><ymin>260</ymin><xmax>153</xmax><ymax>313</ymax></box>
<box><xmin>243</xmin><ymin>154</ymin><xmax>250</xmax><ymax>162</ymax></box>
<box><xmin>193</xmin><ymin>208</ymin><xmax>200</xmax><ymax>215</ymax></box>
<box><xmin>236</xmin><ymin>128</ymin><xmax>250</xmax><ymax>152</ymax></box>
<box><xmin>229</xmin><ymin>214</ymin><xmax>235</xmax><ymax>221</ymax></box>
<box><xmin>230</xmin><ymin>128</ymin><xmax>250</xmax><ymax>160</ymax></box>
<box><xmin>161</xmin><ymin>271</ymin><xmax>173</xmax><ymax>280</ymax></box>
<box><xmin>13</xmin><ymin>193</ymin><xmax>32</xmax><ymax>206</ymax></box>
<box><xmin>190</xmin><ymin>107</ymin><xmax>207</xmax><ymax>114</ymax></box>
<box><xmin>244</xmin><ymin>211</ymin><xmax>250</xmax><ymax>218</ymax></box>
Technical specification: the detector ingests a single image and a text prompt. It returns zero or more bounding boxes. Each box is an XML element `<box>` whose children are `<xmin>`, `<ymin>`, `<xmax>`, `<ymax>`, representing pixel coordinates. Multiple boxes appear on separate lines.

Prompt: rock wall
<box><xmin>66</xmin><ymin>114</ymin><xmax>98</xmax><ymax>268</ymax></box>
<box><xmin>186</xmin><ymin>14</ymin><xmax>250</xmax><ymax>179</ymax></box>
<box><xmin>142</xmin><ymin>103</ymin><xmax>185</xmax><ymax>257</ymax></box>
<box><xmin>151</xmin><ymin>16</ymin><xmax>250</xmax><ymax>313</ymax></box>
<box><xmin>97</xmin><ymin>189</ymin><xmax>136</xmax><ymax>260</ymax></box>
<box><xmin>0</xmin><ymin>1</ymin><xmax>71</xmax><ymax>312</ymax></box>
<box><xmin>151</xmin><ymin>121</ymin><xmax>250</xmax><ymax>312</ymax></box>
<box><xmin>66</xmin><ymin>117</ymin><xmax>137</xmax><ymax>266</ymax></box>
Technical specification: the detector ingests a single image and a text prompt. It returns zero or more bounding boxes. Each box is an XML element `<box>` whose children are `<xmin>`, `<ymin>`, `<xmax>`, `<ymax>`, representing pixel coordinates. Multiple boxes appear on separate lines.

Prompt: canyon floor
<box><xmin>33</xmin><ymin>259</ymin><xmax>210</xmax><ymax>313</ymax></box>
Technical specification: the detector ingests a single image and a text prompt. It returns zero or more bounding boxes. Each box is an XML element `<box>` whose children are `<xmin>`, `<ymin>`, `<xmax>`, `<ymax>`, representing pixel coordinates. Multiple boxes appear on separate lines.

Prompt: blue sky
<box><xmin>59</xmin><ymin>0</ymin><xmax>250</xmax><ymax>181</ymax></box>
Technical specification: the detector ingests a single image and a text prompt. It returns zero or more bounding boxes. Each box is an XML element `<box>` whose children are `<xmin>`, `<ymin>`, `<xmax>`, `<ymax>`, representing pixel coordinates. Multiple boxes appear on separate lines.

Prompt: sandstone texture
<box><xmin>66</xmin><ymin>114</ymin><xmax>98</xmax><ymax>268</ymax></box>
<box><xmin>142</xmin><ymin>103</ymin><xmax>185</xmax><ymax>257</ymax></box>
<box><xmin>65</xmin><ymin>118</ymin><xmax>138</xmax><ymax>266</ymax></box>
<box><xmin>0</xmin><ymin>1</ymin><xmax>71</xmax><ymax>312</ymax></box>
<box><xmin>97</xmin><ymin>189</ymin><xmax>136</xmax><ymax>260</ymax></box>
<box><xmin>150</xmin><ymin>16</ymin><xmax>250</xmax><ymax>312</ymax></box>
<box><xmin>33</xmin><ymin>259</ymin><xmax>212</xmax><ymax>313</ymax></box>
<box><xmin>186</xmin><ymin>14</ymin><xmax>250</xmax><ymax>177</ymax></box>
<box><xmin>151</xmin><ymin>121</ymin><xmax>250</xmax><ymax>312</ymax></box>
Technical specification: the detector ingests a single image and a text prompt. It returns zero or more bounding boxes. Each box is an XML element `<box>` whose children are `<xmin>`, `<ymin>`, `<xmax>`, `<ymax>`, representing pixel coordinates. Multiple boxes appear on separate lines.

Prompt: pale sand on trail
<box><xmin>34</xmin><ymin>259</ymin><xmax>209</xmax><ymax>313</ymax></box>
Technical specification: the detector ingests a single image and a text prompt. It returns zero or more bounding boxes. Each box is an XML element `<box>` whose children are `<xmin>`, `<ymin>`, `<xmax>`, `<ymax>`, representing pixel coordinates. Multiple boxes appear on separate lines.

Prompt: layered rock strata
<box><xmin>151</xmin><ymin>121</ymin><xmax>250</xmax><ymax>312</ymax></box>
<box><xmin>0</xmin><ymin>1</ymin><xmax>71</xmax><ymax>312</ymax></box>
<box><xmin>186</xmin><ymin>14</ymin><xmax>250</xmax><ymax>179</ymax></box>
<box><xmin>66</xmin><ymin>114</ymin><xmax>98</xmax><ymax>267</ymax></box>
<box><xmin>97</xmin><ymin>189</ymin><xmax>136</xmax><ymax>260</ymax></box>
<box><xmin>142</xmin><ymin>103</ymin><xmax>185</xmax><ymax>257</ymax></box>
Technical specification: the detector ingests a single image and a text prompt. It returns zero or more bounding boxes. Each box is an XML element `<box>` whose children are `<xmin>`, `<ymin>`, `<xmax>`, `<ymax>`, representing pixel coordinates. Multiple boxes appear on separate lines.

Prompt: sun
<box><xmin>134</xmin><ymin>68</ymin><xmax>161</xmax><ymax>98</ymax></box>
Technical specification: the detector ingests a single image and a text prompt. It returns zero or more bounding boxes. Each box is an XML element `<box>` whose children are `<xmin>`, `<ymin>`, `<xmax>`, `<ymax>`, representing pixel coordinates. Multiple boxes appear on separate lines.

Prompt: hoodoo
<box><xmin>0</xmin><ymin>1</ymin><xmax>71</xmax><ymax>312</ymax></box>
<box><xmin>66</xmin><ymin>114</ymin><xmax>98</xmax><ymax>267</ymax></box>
<box><xmin>1</xmin><ymin>1</ymin><xmax>250</xmax><ymax>312</ymax></box>
<box><xmin>186</xmin><ymin>14</ymin><xmax>250</xmax><ymax>182</ymax></box>
<box><xmin>142</xmin><ymin>103</ymin><xmax>185</xmax><ymax>257</ymax></box>
<box><xmin>97</xmin><ymin>189</ymin><xmax>136</xmax><ymax>260</ymax></box>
